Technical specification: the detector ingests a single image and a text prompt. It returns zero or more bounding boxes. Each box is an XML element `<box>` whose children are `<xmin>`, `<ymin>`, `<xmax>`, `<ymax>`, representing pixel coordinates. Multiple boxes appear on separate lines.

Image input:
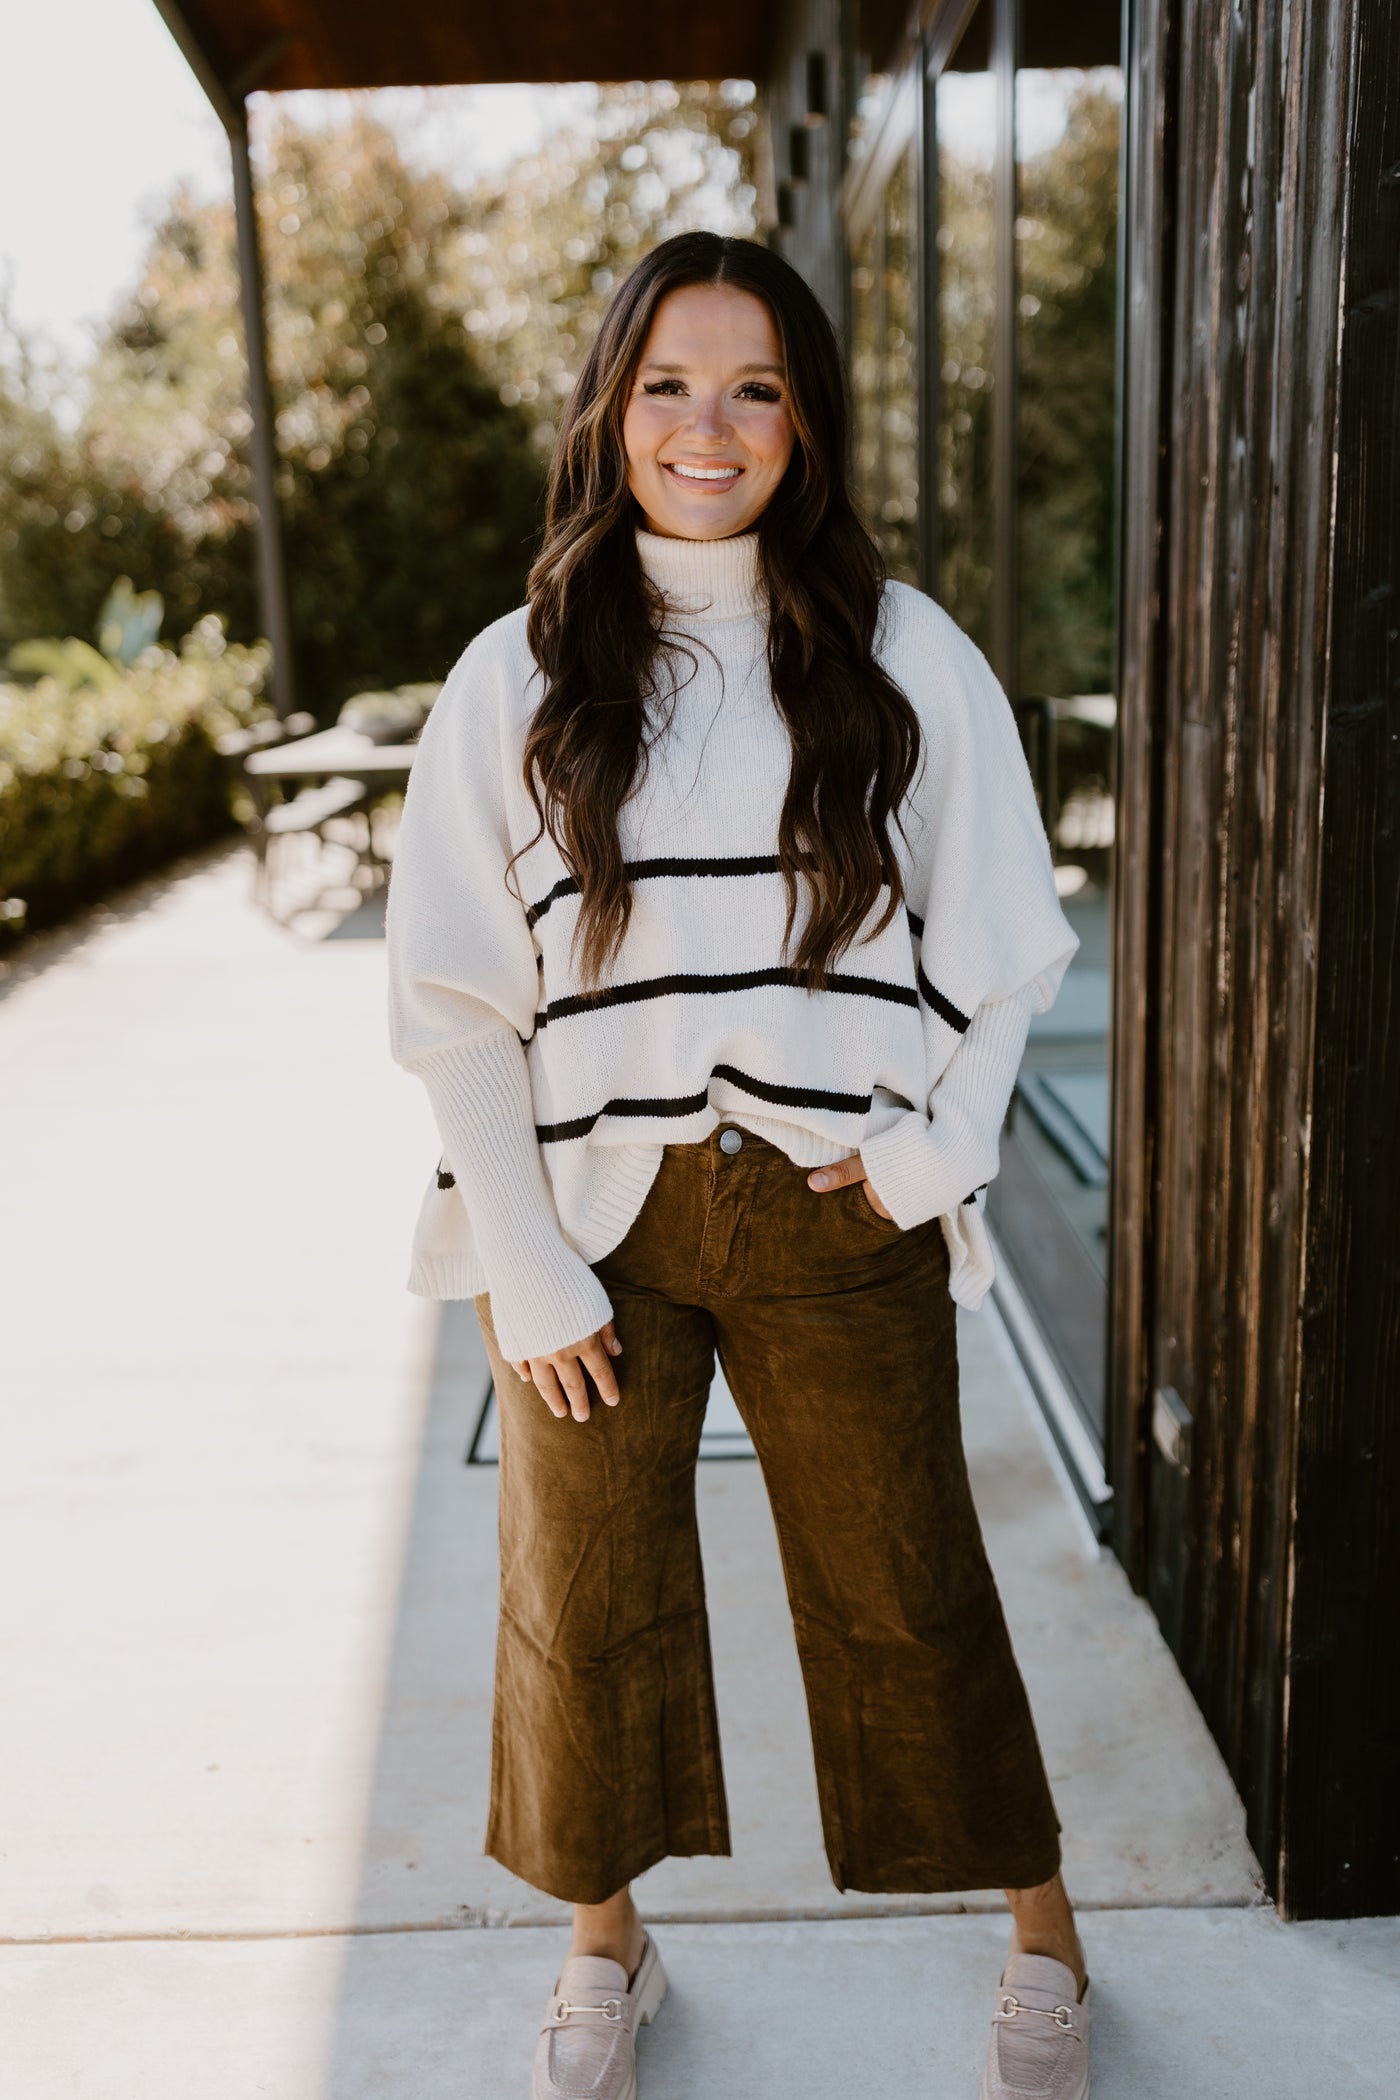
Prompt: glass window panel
<box><xmin>984</xmin><ymin>57</ymin><xmax>1122</xmax><ymax>1447</ymax></box>
<box><xmin>880</xmin><ymin>141</ymin><xmax>920</xmax><ymax>583</ymax></box>
<box><xmin>1014</xmin><ymin>67</ymin><xmax>1122</xmax><ymax>699</ymax></box>
<box><xmin>932</xmin><ymin>31</ymin><xmax>996</xmax><ymax>654</ymax></box>
<box><xmin>849</xmin><ymin>218</ymin><xmax>882</xmax><ymax>538</ymax></box>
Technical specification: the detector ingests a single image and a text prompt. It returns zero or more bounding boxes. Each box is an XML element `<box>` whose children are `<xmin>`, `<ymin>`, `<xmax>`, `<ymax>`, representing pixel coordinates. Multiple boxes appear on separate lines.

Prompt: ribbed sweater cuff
<box><xmin>858</xmin><ymin>985</ymin><xmax>1036</xmax><ymax>1230</ymax></box>
<box><xmin>408</xmin><ymin>1030</ymin><xmax>614</xmax><ymax>1363</ymax></box>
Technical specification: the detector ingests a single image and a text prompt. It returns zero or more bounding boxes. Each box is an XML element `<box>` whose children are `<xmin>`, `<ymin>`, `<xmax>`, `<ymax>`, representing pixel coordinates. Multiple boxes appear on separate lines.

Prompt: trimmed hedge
<box><xmin>0</xmin><ymin>616</ymin><xmax>270</xmax><ymax>943</ymax></box>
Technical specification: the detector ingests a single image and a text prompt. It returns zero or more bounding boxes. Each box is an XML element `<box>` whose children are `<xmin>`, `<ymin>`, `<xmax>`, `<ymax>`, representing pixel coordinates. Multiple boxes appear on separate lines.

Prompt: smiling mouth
<box><xmin>662</xmin><ymin>461</ymin><xmax>745</xmax><ymax>487</ymax></box>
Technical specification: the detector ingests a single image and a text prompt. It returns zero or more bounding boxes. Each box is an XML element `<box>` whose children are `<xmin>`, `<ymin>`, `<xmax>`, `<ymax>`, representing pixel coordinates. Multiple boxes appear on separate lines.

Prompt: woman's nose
<box><xmin>685</xmin><ymin>394</ymin><xmax>730</xmax><ymax>439</ymax></box>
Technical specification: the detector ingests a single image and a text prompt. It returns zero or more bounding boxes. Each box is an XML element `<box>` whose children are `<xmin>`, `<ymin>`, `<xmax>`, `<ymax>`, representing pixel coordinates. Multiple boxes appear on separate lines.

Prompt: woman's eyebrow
<box><xmin>639</xmin><ymin>360</ymin><xmax>787</xmax><ymax>378</ymax></box>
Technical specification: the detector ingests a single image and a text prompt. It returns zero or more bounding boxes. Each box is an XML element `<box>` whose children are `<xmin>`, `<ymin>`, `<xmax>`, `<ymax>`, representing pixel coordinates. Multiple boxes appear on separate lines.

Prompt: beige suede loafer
<box><xmin>532</xmin><ymin>1931</ymin><xmax>668</xmax><ymax>2100</ymax></box>
<box><xmin>980</xmin><ymin>1950</ymin><xmax>1090</xmax><ymax>2100</ymax></box>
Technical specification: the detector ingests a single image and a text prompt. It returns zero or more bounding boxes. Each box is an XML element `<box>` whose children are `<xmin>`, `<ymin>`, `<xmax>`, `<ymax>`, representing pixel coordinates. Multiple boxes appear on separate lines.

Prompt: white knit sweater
<box><xmin>386</xmin><ymin>527</ymin><xmax>1080</xmax><ymax>1361</ymax></box>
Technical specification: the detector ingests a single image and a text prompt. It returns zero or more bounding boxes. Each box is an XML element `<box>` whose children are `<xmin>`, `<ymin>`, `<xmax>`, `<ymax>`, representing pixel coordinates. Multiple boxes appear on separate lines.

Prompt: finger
<box><xmin>601</xmin><ymin>1319</ymin><xmax>623</xmax><ymax>1358</ymax></box>
<box><xmin>554</xmin><ymin>1356</ymin><xmax>591</xmax><ymax>1423</ymax></box>
<box><xmin>580</xmin><ymin>1335</ymin><xmax>621</xmax><ymax>1406</ymax></box>
<box><xmin>807</xmin><ymin>1152</ymin><xmax>861</xmax><ymax>1192</ymax></box>
<box><xmin>532</xmin><ymin>1362</ymin><xmax>570</xmax><ymax>1419</ymax></box>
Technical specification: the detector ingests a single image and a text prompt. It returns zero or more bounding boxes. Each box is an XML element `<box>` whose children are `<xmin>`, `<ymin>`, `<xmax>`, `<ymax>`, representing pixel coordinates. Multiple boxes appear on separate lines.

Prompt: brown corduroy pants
<box><xmin>472</xmin><ymin>1123</ymin><xmax>1063</xmax><ymax>1907</ymax></box>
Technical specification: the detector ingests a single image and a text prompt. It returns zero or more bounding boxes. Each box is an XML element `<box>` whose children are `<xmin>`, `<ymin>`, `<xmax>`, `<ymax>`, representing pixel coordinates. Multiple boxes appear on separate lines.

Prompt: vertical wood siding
<box><xmin>1283</xmin><ymin>0</ymin><xmax>1400</xmax><ymax>1919</ymax></box>
<box><xmin>1149</xmin><ymin>0</ymin><xmax>1345</xmax><ymax>1891</ymax></box>
<box><xmin>1118</xmin><ymin>0</ymin><xmax>1400</xmax><ymax>1914</ymax></box>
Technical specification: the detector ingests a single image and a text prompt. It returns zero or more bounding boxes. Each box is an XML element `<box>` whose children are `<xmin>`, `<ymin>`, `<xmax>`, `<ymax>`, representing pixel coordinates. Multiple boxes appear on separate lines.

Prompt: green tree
<box><xmin>0</xmin><ymin>86</ymin><xmax>758</xmax><ymax>719</ymax></box>
<box><xmin>1014</xmin><ymin>77</ymin><xmax>1121</xmax><ymax>699</ymax></box>
<box><xmin>450</xmin><ymin>79</ymin><xmax>759</xmax><ymax>451</ymax></box>
<box><xmin>925</xmin><ymin>73</ymin><xmax>1119</xmax><ymax>687</ymax></box>
<box><xmin>2</xmin><ymin>115</ymin><xmax>545</xmax><ymax>718</ymax></box>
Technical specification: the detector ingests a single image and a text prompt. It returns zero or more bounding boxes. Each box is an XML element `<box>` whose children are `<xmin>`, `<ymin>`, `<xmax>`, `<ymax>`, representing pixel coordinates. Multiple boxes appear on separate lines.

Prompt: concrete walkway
<box><xmin>2</xmin><ymin>842</ymin><xmax>1395</xmax><ymax>2096</ymax></box>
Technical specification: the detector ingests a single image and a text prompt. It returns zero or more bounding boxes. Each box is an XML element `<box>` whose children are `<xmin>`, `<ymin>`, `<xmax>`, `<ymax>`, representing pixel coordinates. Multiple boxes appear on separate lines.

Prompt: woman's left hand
<box><xmin>805</xmin><ymin>1153</ymin><xmax>896</xmax><ymax>1220</ymax></box>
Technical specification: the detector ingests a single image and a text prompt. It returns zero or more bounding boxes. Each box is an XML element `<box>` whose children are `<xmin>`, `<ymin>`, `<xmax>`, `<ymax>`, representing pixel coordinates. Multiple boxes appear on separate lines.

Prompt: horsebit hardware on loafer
<box><xmin>549</xmin><ymin>1997</ymin><xmax>624</xmax><ymax>2023</ymax></box>
<box><xmin>995</xmin><ymin>1994</ymin><xmax>1080</xmax><ymax>2033</ymax></box>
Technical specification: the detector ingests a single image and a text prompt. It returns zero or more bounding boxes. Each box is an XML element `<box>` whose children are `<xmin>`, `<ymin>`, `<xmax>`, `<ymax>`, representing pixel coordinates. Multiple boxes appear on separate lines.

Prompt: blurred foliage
<box><xmin>98</xmin><ymin>575</ymin><xmax>165</xmax><ymax>665</ymax></box>
<box><xmin>8</xmin><ymin>574</ymin><xmax>165</xmax><ymax>692</ymax></box>
<box><xmin>7</xmin><ymin>634</ymin><xmax>124</xmax><ymax>693</ymax></box>
<box><xmin>451</xmin><ymin>80</ymin><xmax>758</xmax><ymax>435</ymax></box>
<box><xmin>926</xmin><ymin>72</ymin><xmax>1119</xmax><ymax>698</ymax></box>
<box><xmin>930</xmin><ymin>110</ymin><xmax>997</xmax><ymax>657</ymax></box>
<box><xmin>0</xmin><ymin>84</ymin><xmax>758</xmax><ymax>721</ymax></box>
<box><xmin>0</xmin><ymin>615</ymin><xmax>269</xmax><ymax>941</ymax></box>
<box><xmin>1014</xmin><ymin>76</ymin><xmax>1121</xmax><ymax>701</ymax></box>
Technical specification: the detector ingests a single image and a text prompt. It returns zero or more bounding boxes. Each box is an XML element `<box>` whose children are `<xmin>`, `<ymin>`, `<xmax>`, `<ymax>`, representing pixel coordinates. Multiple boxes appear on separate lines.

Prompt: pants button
<box><xmin>719</xmin><ymin>1127</ymin><xmax>743</xmax><ymax>1155</ymax></box>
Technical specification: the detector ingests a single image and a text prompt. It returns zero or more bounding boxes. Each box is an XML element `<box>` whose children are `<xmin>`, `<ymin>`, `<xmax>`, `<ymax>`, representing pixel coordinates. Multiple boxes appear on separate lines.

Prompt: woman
<box><xmin>387</xmin><ymin>231</ymin><xmax>1089</xmax><ymax>2100</ymax></box>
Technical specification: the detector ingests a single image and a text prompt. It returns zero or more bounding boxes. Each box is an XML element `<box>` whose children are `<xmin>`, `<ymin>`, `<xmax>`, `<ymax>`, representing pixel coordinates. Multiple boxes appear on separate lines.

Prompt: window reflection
<box><xmin>850</xmin><ymin>220</ymin><xmax>881</xmax><ymax>531</ymax></box>
<box><xmin>932</xmin><ymin>38</ymin><xmax>996</xmax><ymax>653</ymax></box>
<box><xmin>843</xmin><ymin>17</ymin><xmax>1124</xmax><ymax>1452</ymax></box>
<box><xmin>987</xmin><ymin>59</ymin><xmax>1122</xmax><ymax>1444</ymax></box>
<box><xmin>880</xmin><ymin>143</ymin><xmax>919</xmax><ymax>583</ymax></box>
<box><xmin>1015</xmin><ymin>66</ymin><xmax>1121</xmax><ymax>701</ymax></box>
<box><xmin>848</xmin><ymin>140</ymin><xmax>920</xmax><ymax>585</ymax></box>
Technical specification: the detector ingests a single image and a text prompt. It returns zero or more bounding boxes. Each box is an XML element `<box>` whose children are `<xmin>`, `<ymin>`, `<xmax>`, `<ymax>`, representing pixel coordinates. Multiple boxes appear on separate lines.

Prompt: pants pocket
<box><xmin>849</xmin><ymin>1176</ymin><xmax>905</xmax><ymax>1231</ymax></box>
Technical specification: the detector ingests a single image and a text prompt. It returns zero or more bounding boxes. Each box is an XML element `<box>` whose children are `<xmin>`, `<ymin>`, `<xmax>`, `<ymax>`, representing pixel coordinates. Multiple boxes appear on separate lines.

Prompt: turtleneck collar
<box><xmin>635</xmin><ymin>526</ymin><xmax>765</xmax><ymax>625</ymax></box>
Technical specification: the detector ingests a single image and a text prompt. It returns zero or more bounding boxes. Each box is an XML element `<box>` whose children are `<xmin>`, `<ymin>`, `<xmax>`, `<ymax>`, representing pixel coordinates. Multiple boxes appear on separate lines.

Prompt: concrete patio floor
<box><xmin>2</xmin><ymin>840</ymin><xmax>1394</xmax><ymax>2097</ymax></box>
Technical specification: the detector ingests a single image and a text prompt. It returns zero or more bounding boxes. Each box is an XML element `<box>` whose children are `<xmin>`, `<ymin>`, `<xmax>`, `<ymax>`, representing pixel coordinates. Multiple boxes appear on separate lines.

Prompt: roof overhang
<box><xmin>150</xmin><ymin>0</ymin><xmax>774</xmax><ymax>117</ymax></box>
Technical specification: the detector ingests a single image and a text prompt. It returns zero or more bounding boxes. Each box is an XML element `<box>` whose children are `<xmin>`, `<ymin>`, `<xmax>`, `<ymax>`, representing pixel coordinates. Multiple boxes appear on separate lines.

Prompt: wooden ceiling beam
<box><xmin>149</xmin><ymin>1</ymin><xmax>772</xmax><ymax>98</ymax></box>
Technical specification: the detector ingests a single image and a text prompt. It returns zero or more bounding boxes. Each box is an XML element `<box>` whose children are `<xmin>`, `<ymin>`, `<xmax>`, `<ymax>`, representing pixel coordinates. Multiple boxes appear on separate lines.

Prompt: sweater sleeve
<box><xmin>385</xmin><ymin>626</ymin><xmax>614</xmax><ymax>1363</ymax></box>
<box><xmin>857</xmin><ymin>978</ymin><xmax>1038</xmax><ymax>1231</ymax></box>
<box><xmin>855</xmin><ymin>585</ymin><xmax>1078</xmax><ymax>1232</ymax></box>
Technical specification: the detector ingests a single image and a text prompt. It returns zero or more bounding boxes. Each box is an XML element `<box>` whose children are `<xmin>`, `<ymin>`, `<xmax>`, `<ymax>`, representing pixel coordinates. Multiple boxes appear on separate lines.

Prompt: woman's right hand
<box><xmin>509</xmin><ymin>1321</ymin><xmax>623</xmax><ymax>1422</ymax></box>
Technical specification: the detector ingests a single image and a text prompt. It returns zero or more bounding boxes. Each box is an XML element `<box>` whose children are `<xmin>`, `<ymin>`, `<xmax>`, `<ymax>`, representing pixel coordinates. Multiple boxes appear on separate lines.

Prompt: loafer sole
<box><xmin>633</xmin><ymin>1940</ymin><xmax>669</xmax><ymax>2027</ymax></box>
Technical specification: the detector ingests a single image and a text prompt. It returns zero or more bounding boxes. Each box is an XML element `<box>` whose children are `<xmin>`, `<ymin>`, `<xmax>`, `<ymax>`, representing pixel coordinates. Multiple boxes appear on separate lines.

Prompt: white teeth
<box><xmin>667</xmin><ymin>462</ymin><xmax>741</xmax><ymax>481</ymax></box>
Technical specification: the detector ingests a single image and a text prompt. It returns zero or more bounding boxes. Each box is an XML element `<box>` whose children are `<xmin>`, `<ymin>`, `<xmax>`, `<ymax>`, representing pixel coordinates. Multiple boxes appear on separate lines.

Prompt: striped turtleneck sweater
<box><xmin>386</xmin><ymin>526</ymin><xmax>1079</xmax><ymax>1362</ymax></box>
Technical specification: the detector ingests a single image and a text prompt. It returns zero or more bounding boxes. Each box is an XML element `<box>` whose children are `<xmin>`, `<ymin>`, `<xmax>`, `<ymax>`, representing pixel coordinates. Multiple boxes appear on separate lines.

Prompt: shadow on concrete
<box><xmin>337</xmin><ymin>1295</ymin><xmax>503</xmax><ymax>1916</ymax></box>
<box><xmin>317</xmin><ymin>890</ymin><xmax>388</xmax><ymax>941</ymax></box>
<box><xmin>0</xmin><ymin>839</ymin><xmax>242</xmax><ymax>1004</ymax></box>
<box><xmin>317</xmin><ymin>1293</ymin><xmax>503</xmax><ymax>2095</ymax></box>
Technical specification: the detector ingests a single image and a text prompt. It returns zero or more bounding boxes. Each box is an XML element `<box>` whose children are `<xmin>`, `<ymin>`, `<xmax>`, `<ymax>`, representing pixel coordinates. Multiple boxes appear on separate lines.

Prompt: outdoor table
<box><xmin>243</xmin><ymin>726</ymin><xmax>419</xmax><ymax>787</ymax></box>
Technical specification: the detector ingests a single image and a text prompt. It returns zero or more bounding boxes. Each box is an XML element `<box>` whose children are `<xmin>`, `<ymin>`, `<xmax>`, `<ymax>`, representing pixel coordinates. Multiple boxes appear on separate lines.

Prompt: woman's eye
<box><xmin>643</xmin><ymin>380</ymin><xmax>685</xmax><ymax>396</ymax></box>
<box><xmin>738</xmin><ymin>383</ymin><xmax>781</xmax><ymax>402</ymax></box>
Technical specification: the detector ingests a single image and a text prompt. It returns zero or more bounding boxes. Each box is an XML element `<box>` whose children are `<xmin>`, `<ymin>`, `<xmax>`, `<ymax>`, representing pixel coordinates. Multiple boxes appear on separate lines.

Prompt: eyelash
<box><xmin>642</xmin><ymin>380</ymin><xmax>782</xmax><ymax>403</ymax></box>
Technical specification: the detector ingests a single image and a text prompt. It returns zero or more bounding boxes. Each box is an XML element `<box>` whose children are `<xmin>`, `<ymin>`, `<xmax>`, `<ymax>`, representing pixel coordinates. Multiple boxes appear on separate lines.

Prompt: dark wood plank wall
<box><xmin>1119</xmin><ymin>0</ymin><xmax>1397</xmax><ymax>1914</ymax></box>
<box><xmin>1283</xmin><ymin>0</ymin><xmax>1400</xmax><ymax>1921</ymax></box>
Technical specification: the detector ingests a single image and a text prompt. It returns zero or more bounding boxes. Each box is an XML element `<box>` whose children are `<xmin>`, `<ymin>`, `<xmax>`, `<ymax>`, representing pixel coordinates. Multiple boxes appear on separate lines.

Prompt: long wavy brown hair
<box><xmin>512</xmin><ymin>231</ymin><xmax>925</xmax><ymax>994</ymax></box>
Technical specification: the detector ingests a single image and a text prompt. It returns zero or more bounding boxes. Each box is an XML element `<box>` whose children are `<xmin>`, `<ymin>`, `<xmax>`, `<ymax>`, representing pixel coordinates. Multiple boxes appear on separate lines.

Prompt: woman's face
<box><xmin>622</xmin><ymin>282</ymin><xmax>796</xmax><ymax>540</ymax></box>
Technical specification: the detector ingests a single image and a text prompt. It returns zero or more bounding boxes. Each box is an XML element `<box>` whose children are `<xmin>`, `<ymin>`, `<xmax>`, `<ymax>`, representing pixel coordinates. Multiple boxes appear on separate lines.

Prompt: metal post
<box><xmin>992</xmin><ymin>0</ymin><xmax>1019</xmax><ymax>700</ymax></box>
<box><xmin>228</xmin><ymin>102</ymin><xmax>297</xmax><ymax>718</ymax></box>
<box><xmin>917</xmin><ymin>30</ymin><xmax>939</xmax><ymax>604</ymax></box>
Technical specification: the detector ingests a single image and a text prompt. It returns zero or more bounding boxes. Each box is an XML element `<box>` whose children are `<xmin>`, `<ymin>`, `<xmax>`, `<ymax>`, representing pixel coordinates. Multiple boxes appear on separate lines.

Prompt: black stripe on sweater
<box><xmin>916</xmin><ymin>961</ymin><xmax>971</xmax><ymax>1033</ymax></box>
<box><xmin>535</xmin><ymin>1063</ymin><xmax>879</xmax><ymax>1144</ymax></box>
<box><xmin>534</xmin><ymin>964</ymin><xmax>918</xmax><ymax>1030</ymax></box>
<box><xmin>526</xmin><ymin>854</ymin><xmax>793</xmax><ymax>927</ymax></box>
<box><xmin>523</xmin><ymin>858</ymin><xmax>967</xmax><ymax>1032</ymax></box>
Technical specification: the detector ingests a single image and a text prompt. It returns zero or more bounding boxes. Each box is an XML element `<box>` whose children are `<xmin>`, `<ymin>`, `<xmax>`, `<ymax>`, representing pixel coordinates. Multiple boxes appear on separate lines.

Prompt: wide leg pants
<box><xmin>472</xmin><ymin>1123</ymin><xmax>1063</xmax><ymax>1906</ymax></box>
